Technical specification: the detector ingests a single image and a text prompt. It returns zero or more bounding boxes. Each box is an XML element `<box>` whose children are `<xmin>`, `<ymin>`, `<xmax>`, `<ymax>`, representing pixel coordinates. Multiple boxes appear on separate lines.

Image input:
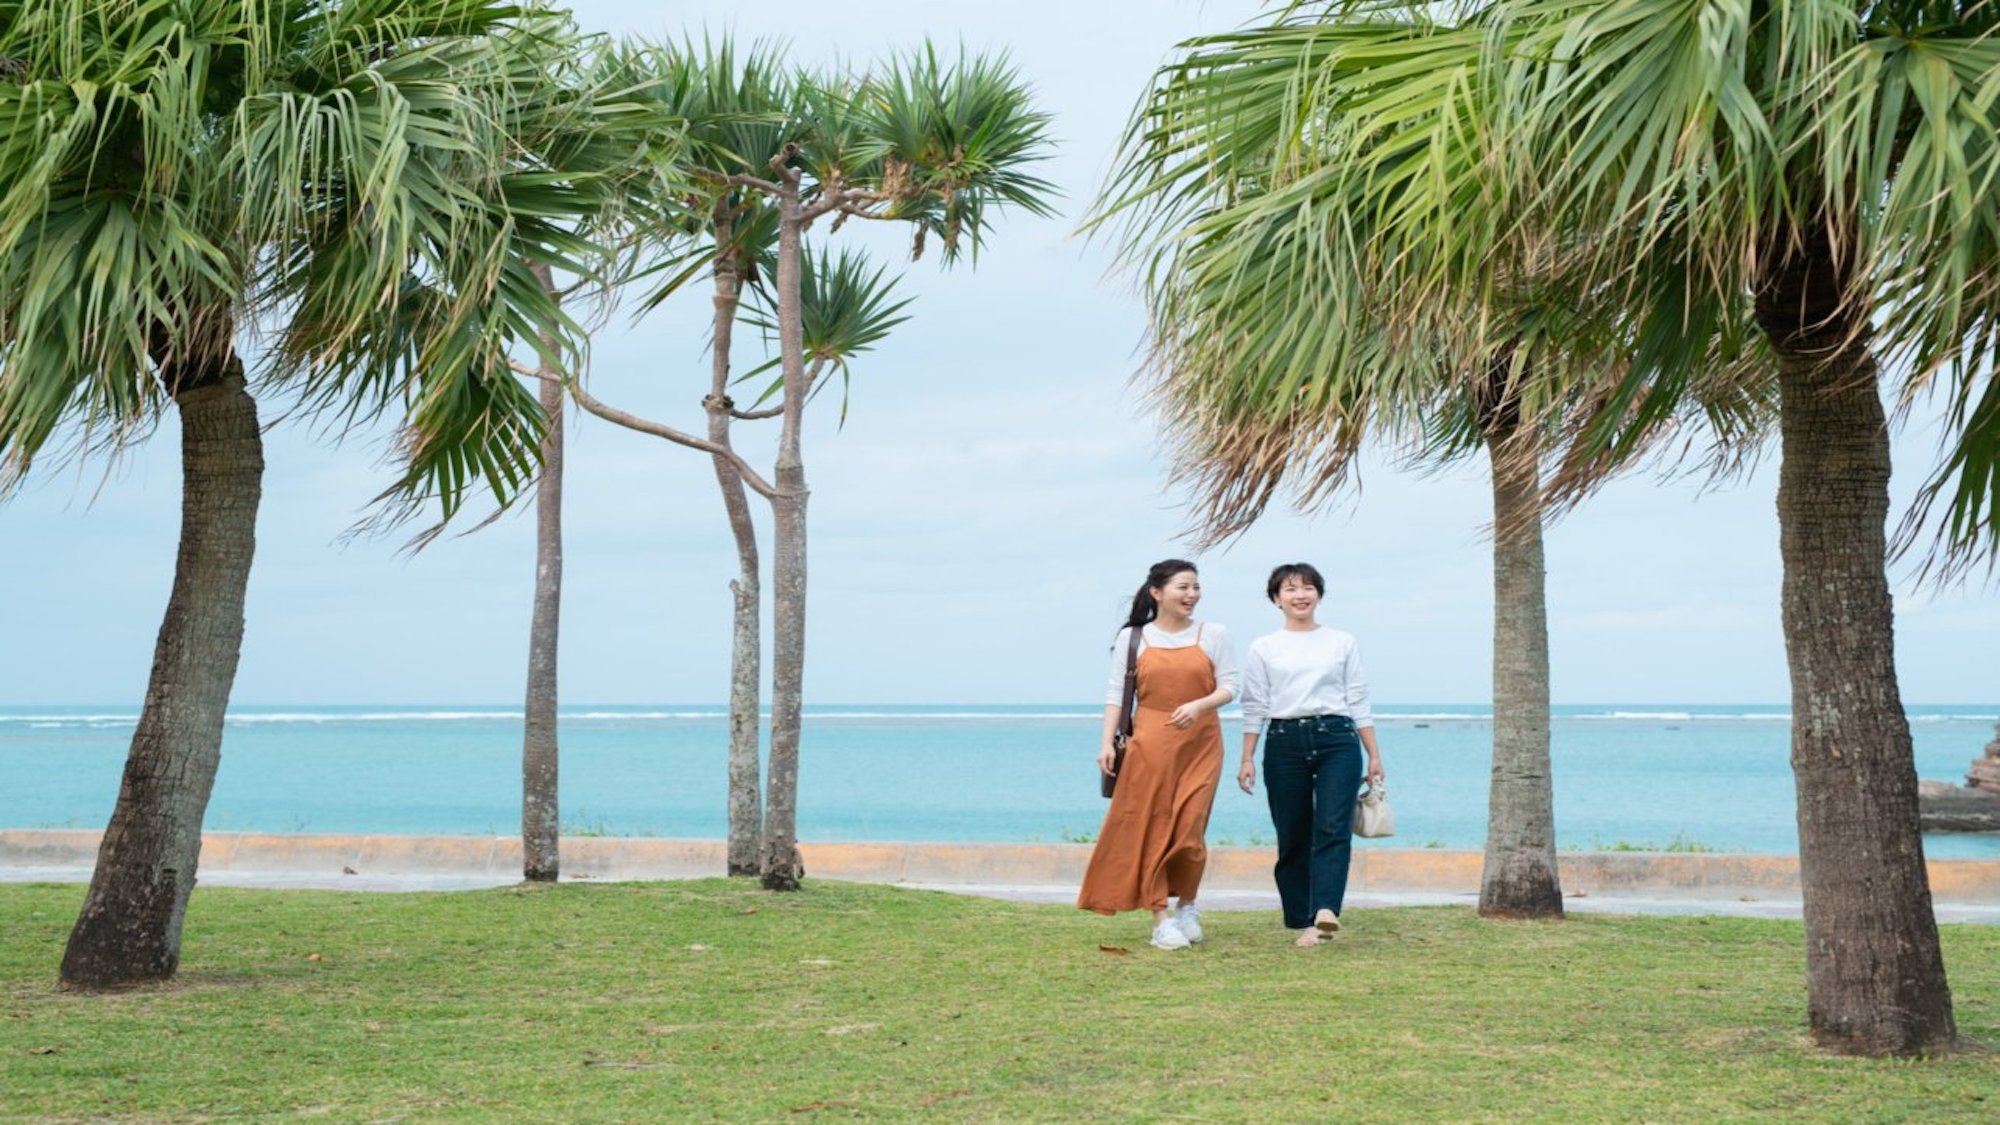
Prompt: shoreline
<box><xmin>7</xmin><ymin>829</ymin><xmax>2000</xmax><ymax>912</ymax></box>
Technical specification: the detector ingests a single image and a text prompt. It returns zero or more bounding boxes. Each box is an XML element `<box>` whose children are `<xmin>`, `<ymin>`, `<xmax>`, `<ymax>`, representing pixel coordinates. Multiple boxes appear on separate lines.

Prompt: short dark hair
<box><xmin>1266</xmin><ymin>562</ymin><xmax>1325</xmax><ymax>602</ymax></box>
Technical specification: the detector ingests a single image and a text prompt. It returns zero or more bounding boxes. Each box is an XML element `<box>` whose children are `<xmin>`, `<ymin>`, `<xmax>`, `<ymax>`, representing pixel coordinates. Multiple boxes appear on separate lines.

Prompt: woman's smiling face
<box><xmin>1151</xmin><ymin>569</ymin><xmax>1200</xmax><ymax>620</ymax></box>
<box><xmin>1276</xmin><ymin>576</ymin><xmax>1320</xmax><ymax>622</ymax></box>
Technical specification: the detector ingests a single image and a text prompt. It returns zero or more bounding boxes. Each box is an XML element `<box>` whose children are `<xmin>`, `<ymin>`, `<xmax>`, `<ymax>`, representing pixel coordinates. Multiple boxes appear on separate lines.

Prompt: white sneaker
<box><xmin>1175</xmin><ymin>903</ymin><xmax>1204</xmax><ymax>944</ymax></box>
<box><xmin>1150</xmin><ymin>918</ymin><xmax>1191</xmax><ymax>950</ymax></box>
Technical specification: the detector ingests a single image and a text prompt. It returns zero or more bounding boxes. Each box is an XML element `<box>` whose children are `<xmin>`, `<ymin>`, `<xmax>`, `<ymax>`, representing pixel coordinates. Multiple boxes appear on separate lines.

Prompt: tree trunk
<box><xmin>60</xmin><ymin>360</ymin><xmax>263</xmax><ymax>990</ymax></box>
<box><xmin>762</xmin><ymin>474</ymin><xmax>807</xmax><ymax>890</ymax></box>
<box><xmin>760</xmin><ymin>188</ymin><xmax>810</xmax><ymax>892</ymax></box>
<box><xmin>521</xmin><ymin>262</ymin><xmax>564</xmax><ymax>883</ymax></box>
<box><xmin>1477</xmin><ymin>390</ymin><xmax>1563</xmax><ymax>919</ymax></box>
<box><xmin>1757</xmin><ymin>220</ymin><xmax>1955</xmax><ymax>1055</ymax></box>
<box><xmin>723</xmin><ymin>566</ymin><xmax>763</xmax><ymax>877</ymax></box>
<box><xmin>708</xmin><ymin>213</ymin><xmax>765</xmax><ymax>878</ymax></box>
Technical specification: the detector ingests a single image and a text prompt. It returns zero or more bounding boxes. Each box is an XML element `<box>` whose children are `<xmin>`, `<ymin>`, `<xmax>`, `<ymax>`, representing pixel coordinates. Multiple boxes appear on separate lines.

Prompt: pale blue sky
<box><xmin>0</xmin><ymin>0</ymin><xmax>1992</xmax><ymax>707</ymax></box>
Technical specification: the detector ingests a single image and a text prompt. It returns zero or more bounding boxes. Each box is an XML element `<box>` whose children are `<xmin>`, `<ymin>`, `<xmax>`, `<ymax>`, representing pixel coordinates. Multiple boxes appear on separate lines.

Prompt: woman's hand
<box><xmin>1098</xmin><ymin>743</ymin><xmax>1119</xmax><ymax>777</ymax></box>
<box><xmin>1366</xmin><ymin>752</ymin><xmax>1386</xmax><ymax>787</ymax></box>
<box><xmin>1236</xmin><ymin>759</ymin><xmax>1257</xmax><ymax>795</ymax></box>
<box><xmin>1168</xmin><ymin>699</ymin><xmax>1208</xmax><ymax>728</ymax></box>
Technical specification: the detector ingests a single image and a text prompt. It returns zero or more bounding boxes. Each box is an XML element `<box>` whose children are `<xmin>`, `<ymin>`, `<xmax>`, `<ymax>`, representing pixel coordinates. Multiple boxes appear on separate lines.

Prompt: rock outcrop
<box><xmin>1919</xmin><ymin>722</ymin><xmax>2000</xmax><ymax>834</ymax></box>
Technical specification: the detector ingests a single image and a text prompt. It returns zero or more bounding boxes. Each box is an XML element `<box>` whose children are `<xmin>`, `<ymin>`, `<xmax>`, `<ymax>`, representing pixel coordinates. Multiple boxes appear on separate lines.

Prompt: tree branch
<box><xmin>726</xmin><ymin>357</ymin><xmax>830</xmax><ymax>419</ymax></box>
<box><xmin>767</xmin><ymin>142</ymin><xmax>803</xmax><ymax>189</ymax></box>
<box><xmin>692</xmin><ymin>164</ymin><xmax>784</xmax><ymax>196</ymax></box>
<box><xmin>507</xmin><ymin>360</ymin><xmax>785</xmax><ymax>500</ymax></box>
<box><xmin>843</xmin><ymin>201</ymin><xmax>903</xmax><ymax>219</ymax></box>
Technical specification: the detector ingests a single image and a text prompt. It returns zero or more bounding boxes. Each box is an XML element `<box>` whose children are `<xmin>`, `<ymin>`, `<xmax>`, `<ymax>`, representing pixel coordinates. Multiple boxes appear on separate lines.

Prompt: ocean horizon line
<box><xmin>4</xmin><ymin>702</ymin><xmax>1998</xmax><ymax>728</ymax></box>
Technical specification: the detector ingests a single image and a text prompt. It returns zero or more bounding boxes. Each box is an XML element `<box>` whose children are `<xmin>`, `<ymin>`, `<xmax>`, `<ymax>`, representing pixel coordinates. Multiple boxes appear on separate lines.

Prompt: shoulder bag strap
<box><xmin>1117</xmin><ymin>626</ymin><xmax>1142</xmax><ymax>741</ymax></box>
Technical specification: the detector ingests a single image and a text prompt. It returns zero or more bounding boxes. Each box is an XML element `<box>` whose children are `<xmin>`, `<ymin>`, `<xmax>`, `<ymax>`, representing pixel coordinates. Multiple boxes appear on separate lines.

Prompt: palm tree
<box><xmin>522</xmin><ymin>261</ymin><xmax>566</xmax><ymax>882</ymax></box>
<box><xmin>569</xmin><ymin>41</ymin><xmax>1056</xmax><ymax>890</ymax></box>
<box><xmin>1503</xmin><ymin>0</ymin><xmax>2000</xmax><ymax>1055</ymax></box>
<box><xmin>0</xmin><ymin>0</ymin><xmax>617</xmax><ymax>988</ymax></box>
<box><xmin>515</xmin><ymin>50</ymin><xmax>686</xmax><ymax>885</ymax></box>
<box><xmin>563</xmin><ymin>237</ymin><xmax>914</xmax><ymax>876</ymax></box>
<box><xmin>1475</xmin><ymin>0</ymin><xmax>1997</xmax><ymax>1056</ymax></box>
<box><xmin>1135</xmin><ymin>0</ymin><xmax>1990</xmax><ymax>1056</ymax></box>
<box><xmin>1093</xmin><ymin>11</ymin><xmax>1762</xmax><ymax>920</ymax></box>
<box><xmin>624</xmin><ymin>39</ymin><xmax>797</xmax><ymax>878</ymax></box>
<box><xmin>737</xmin><ymin>48</ymin><xmax>1056</xmax><ymax>890</ymax></box>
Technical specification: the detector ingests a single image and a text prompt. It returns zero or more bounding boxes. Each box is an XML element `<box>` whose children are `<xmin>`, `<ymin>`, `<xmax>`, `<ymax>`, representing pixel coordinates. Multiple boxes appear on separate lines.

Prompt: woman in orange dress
<box><xmin>1078</xmin><ymin>559</ymin><xmax>1238</xmax><ymax>950</ymax></box>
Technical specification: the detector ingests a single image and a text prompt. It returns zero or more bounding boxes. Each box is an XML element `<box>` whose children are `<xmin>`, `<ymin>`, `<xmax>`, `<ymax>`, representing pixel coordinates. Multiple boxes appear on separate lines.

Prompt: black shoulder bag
<box><xmin>1102</xmin><ymin>627</ymin><xmax>1142</xmax><ymax>798</ymax></box>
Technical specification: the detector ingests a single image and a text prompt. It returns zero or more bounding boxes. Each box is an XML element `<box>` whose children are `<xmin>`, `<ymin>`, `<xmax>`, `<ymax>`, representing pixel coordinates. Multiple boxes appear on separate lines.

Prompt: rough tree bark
<box><xmin>760</xmin><ymin>173</ymin><xmax>810</xmax><ymax>891</ymax></box>
<box><xmin>60</xmin><ymin>349</ymin><xmax>263</xmax><ymax>990</ymax></box>
<box><xmin>1476</xmin><ymin>364</ymin><xmax>1564</xmax><ymax>919</ymax></box>
<box><xmin>707</xmin><ymin>210</ymin><xmax>765</xmax><ymax>877</ymax></box>
<box><xmin>1756</xmin><ymin>217</ymin><xmax>1955</xmax><ymax>1055</ymax></box>
<box><xmin>521</xmin><ymin>261</ymin><xmax>564</xmax><ymax>883</ymax></box>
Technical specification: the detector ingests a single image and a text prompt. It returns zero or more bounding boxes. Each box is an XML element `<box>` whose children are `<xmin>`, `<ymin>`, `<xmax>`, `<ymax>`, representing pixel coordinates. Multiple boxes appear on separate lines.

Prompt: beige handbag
<box><xmin>1354</xmin><ymin>780</ymin><xmax>1395</xmax><ymax>838</ymax></box>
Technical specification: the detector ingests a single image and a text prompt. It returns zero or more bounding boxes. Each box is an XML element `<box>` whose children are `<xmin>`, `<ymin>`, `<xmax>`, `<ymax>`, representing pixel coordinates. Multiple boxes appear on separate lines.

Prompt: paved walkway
<box><xmin>9</xmin><ymin>865</ymin><xmax>1999</xmax><ymax>923</ymax></box>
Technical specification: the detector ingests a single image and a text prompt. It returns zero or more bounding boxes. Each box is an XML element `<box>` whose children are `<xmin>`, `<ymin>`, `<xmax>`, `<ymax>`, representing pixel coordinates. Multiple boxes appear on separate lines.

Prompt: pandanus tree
<box><xmin>566</xmin><ymin>41</ymin><xmax>1056</xmax><ymax>889</ymax></box>
<box><xmin>576</xmin><ymin>40</ymin><xmax>807</xmax><ymax>878</ymax></box>
<box><xmin>515</xmin><ymin>49</ymin><xmax>685</xmax><ymax>884</ymax></box>
<box><xmin>568</xmin><ymin>233</ymin><xmax>914</xmax><ymax>877</ymax></box>
<box><xmin>1093</xmin><ymin>10</ymin><xmax>1767</xmax><ymax>919</ymax></box>
<box><xmin>0</xmin><ymin>0</ymin><xmax>622</xmax><ymax>987</ymax></box>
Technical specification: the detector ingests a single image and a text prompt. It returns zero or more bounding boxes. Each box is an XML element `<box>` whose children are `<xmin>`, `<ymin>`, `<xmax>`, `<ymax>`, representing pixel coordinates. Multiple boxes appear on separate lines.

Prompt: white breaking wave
<box><xmin>1575</xmin><ymin>711</ymin><xmax>1783</xmax><ymax>722</ymax></box>
<box><xmin>0</xmin><ymin>714</ymin><xmax>139</xmax><ymax>726</ymax></box>
<box><xmin>225</xmin><ymin>711</ymin><xmax>521</xmax><ymax>724</ymax></box>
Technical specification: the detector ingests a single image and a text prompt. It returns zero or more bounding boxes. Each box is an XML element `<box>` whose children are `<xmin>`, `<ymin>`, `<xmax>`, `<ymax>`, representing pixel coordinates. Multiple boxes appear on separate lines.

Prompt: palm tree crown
<box><xmin>0</xmin><ymin>0</ymin><xmax>648</xmax><ymax>515</ymax></box>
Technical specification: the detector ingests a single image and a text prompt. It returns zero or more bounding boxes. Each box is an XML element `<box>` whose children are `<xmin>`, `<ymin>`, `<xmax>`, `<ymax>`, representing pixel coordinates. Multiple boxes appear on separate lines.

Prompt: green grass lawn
<box><xmin>3</xmin><ymin>880</ymin><xmax>1995</xmax><ymax>1121</ymax></box>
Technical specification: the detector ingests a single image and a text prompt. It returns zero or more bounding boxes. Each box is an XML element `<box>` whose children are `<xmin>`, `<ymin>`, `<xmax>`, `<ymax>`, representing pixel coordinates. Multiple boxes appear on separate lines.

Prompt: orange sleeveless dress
<box><xmin>1077</xmin><ymin>632</ymin><xmax>1224</xmax><ymax>914</ymax></box>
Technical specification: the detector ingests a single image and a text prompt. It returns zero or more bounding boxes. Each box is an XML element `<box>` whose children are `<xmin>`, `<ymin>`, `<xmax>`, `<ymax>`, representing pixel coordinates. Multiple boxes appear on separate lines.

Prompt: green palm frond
<box><xmin>606</xmin><ymin>36</ymin><xmax>1052</xmax><ymax>438</ymax></box>
<box><xmin>0</xmin><ymin>0</ymin><xmax>242</xmax><ymax>487</ymax></box>
<box><xmin>858</xmin><ymin>45</ymin><xmax>1059</xmax><ymax>261</ymax></box>
<box><xmin>1481</xmin><ymin>0</ymin><xmax>2000</xmax><ymax>574</ymax></box>
<box><xmin>1</xmin><ymin>0</ymin><xmax>660</xmax><ymax>527</ymax></box>
<box><xmin>254</xmin><ymin>2</ymin><xmax>678</xmax><ymax>526</ymax></box>
<box><xmin>739</xmin><ymin>245</ymin><xmax>914</xmax><ymax>421</ymax></box>
<box><xmin>794</xmin><ymin>66</ymin><xmax>890</xmax><ymax>199</ymax></box>
<box><xmin>609</xmin><ymin>37</ymin><xmax>795</xmax><ymax>314</ymax></box>
<box><xmin>646</xmin><ymin>36</ymin><xmax>800</xmax><ymax>180</ymax></box>
<box><xmin>1091</xmin><ymin>1</ymin><xmax>1779</xmax><ymax>544</ymax></box>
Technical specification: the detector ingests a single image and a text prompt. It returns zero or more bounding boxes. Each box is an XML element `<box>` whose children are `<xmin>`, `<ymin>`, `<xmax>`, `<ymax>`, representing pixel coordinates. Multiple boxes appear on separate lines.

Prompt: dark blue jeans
<box><xmin>1262</xmin><ymin>714</ymin><xmax>1363</xmax><ymax>929</ymax></box>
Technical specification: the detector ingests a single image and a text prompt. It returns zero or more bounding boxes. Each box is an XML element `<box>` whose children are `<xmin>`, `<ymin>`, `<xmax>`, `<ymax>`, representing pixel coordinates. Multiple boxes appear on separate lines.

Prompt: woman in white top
<box><xmin>1236</xmin><ymin>562</ymin><xmax>1385</xmax><ymax>947</ymax></box>
<box><xmin>1077</xmin><ymin>559</ymin><xmax>1238</xmax><ymax>951</ymax></box>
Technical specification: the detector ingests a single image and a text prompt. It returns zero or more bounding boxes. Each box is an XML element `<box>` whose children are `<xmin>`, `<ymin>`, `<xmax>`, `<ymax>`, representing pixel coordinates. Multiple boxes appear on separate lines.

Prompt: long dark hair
<box><xmin>1122</xmin><ymin>558</ymin><xmax>1198</xmax><ymax>632</ymax></box>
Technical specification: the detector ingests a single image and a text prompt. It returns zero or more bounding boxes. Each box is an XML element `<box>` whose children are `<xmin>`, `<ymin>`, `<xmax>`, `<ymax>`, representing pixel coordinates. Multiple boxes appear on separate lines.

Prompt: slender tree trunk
<box><xmin>60</xmin><ymin>358</ymin><xmax>263</xmax><ymax>990</ymax></box>
<box><xmin>763</xmin><ymin>475</ymin><xmax>807</xmax><ymax>890</ymax></box>
<box><xmin>521</xmin><ymin>262</ymin><xmax>564</xmax><ymax>883</ymax></box>
<box><xmin>760</xmin><ymin>188</ymin><xmax>809</xmax><ymax>891</ymax></box>
<box><xmin>708</xmin><ymin>214</ymin><xmax>764</xmax><ymax>877</ymax></box>
<box><xmin>1476</xmin><ymin>378</ymin><xmax>1563</xmax><ymax>919</ymax></box>
<box><xmin>1757</xmin><ymin>219</ymin><xmax>1954</xmax><ymax>1055</ymax></box>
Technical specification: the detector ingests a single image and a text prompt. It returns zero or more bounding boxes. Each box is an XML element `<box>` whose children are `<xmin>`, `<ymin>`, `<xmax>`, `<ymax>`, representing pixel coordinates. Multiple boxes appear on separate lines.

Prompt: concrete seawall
<box><xmin>7</xmin><ymin>829</ymin><xmax>2000</xmax><ymax>905</ymax></box>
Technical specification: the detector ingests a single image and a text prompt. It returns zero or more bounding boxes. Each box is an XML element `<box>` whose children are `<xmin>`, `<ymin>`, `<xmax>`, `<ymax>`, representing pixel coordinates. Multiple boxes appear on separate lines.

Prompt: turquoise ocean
<box><xmin>5</xmin><ymin>704</ymin><xmax>1998</xmax><ymax>859</ymax></box>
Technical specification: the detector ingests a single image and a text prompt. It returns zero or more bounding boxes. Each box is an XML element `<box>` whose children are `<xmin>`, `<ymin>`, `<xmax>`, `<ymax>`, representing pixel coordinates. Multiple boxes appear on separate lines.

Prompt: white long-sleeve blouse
<box><xmin>1238</xmin><ymin>626</ymin><xmax>1374</xmax><ymax>735</ymax></box>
